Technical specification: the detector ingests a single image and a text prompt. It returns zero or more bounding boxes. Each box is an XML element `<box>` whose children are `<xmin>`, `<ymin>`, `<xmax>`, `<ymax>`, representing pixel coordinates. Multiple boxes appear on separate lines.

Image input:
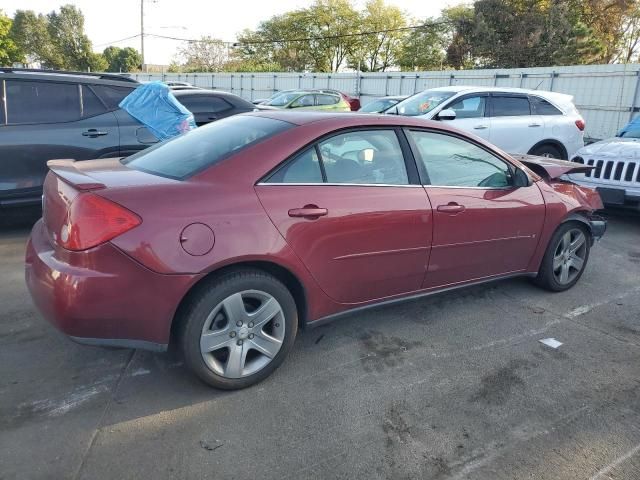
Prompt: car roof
<box><xmin>172</xmin><ymin>89</ymin><xmax>241</xmax><ymax>99</ymax></box>
<box><xmin>426</xmin><ymin>85</ymin><xmax>573</xmax><ymax>103</ymax></box>
<box><xmin>0</xmin><ymin>68</ymin><xmax>138</xmax><ymax>86</ymax></box>
<box><xmin>244</xmin><ymin>110</ymin><xmax>439</xmax><ymax>127</ymax></box>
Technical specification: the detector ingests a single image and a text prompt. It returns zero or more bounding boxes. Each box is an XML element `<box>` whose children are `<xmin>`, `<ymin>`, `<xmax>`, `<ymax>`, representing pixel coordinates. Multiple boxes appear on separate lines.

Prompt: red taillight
<box><xmin>575</xmin><ymin>119</ymin><xmax>585</xmax><ymax>131</ymax></box>
<box><xmin>59</xmin><ymin>193</ymin><xmax>141</xmax><ymax>251</ymax></box>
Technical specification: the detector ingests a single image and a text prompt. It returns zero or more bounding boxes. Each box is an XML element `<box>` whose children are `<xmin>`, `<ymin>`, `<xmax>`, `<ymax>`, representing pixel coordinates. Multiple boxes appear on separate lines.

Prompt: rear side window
<box><xmin>490</xmin><ymin>96</ymin><xmax>530</xmax><ymax>117</ymax></box>
<box><xmin>122</xmin><ymin>115</ymin><xmax>292</xmax><ymax>179</ymax></box>
<box><xmin>316</xmin><ymin>94</ymin><xmax>339</xmax><ymax>106</ymax></box>
<box><xmin>530</xmin><ymin>96</ymin><xmax>563</xmax><ymax>115</ymax></box>
<box><xmin>81</xmin><ymin>85</ymin><xmax>108</xmax><ymax>118</ymax></box>
<box><xmin>91</xmin><ymin>84</ymin><xmax>135</xmax><ymax>109</ymax></box>
<box><xmin>178</xmin><ymin>95</ymin><xmax>232</xmax><ymax>113</ymax></box>
<box><xmin>6</xmin><ymin>80</ymin><xmax>80</xmax><ymax>124</ymax></box>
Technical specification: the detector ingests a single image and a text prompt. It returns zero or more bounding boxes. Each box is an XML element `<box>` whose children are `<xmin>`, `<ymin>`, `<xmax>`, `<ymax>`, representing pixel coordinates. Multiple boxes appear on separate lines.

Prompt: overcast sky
<box><xmin>3</xmin><ymin>0</ymin><xmax>468</xmax><ymax>65</ymax></box>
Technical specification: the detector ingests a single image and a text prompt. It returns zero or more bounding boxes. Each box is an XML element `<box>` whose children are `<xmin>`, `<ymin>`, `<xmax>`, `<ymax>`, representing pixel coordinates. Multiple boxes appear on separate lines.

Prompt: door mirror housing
<box><xmin>512</xmin><ymin>168</ymin><xmax>531</xmax><ymax>187</ymax></box>
<box><xmin>437</xmin><ymin>109</ymin><xmax>456</xmax><ymax>121</ymax></box>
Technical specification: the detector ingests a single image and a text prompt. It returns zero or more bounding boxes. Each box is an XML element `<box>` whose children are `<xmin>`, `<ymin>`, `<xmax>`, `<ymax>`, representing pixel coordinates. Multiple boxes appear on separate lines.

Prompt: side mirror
<box><xmin>437</xmin><ymin>109</ymin><xmax>456</xmax><ymax>121</ymax></box>
<box><xmin>512</xmin><ymin>168</ymin><xmax>531</xmax><ymax>187</ymax></box>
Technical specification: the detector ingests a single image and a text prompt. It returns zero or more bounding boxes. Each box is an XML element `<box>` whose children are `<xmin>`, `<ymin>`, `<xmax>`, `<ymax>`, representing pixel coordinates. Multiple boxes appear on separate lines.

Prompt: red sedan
<box><xmin>26</xmin><ymin>111</ymin><xmax>605</xmax><ymax>389</ymax></box>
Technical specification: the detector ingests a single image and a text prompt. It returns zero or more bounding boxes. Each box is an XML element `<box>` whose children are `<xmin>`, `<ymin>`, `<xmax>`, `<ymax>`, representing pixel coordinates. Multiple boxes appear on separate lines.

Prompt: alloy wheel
<box><xmin>552</xmin><ymin>228</ymin><xmax>587</xmax><ymax>285</ymax></box>
<box><xmin>200</xmin><ymin>290</ymin><xmax>285</xmax><ymax>378</ymax></box>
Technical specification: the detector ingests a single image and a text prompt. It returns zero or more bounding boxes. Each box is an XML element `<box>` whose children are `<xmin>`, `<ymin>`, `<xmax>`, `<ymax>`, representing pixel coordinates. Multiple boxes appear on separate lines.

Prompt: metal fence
<box><xmin>132</xmin><ymin>64</ymin><xmax>640</xmax><ymax>140</ymax></box>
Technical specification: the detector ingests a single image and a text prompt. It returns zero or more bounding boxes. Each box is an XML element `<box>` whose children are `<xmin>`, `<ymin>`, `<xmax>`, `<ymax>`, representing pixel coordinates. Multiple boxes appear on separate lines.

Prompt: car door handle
<box><xmin>529</xmin><ymin>123</ymin><xmax>542</xmax><ymax>127</ymax></box>
<box><xmin>436</xmin><ymin>202</ymin><xmax>466</xmax><ymax>214</ymax></box>
<box><xmin>207</xmin><ymin>116</ymin><xmax>218</xmax><ymax>120</ymax></box>
<box><xmin>288</xmin><ymin>205</ymin><xmax>328</xmax><ymax>219</ymax></box>
<box><xmin>473</xmin><ymin>125</ymin><xmax>489</xmax><ymax>130</ymax></box>
<box><xmin>82</xmin><ymin>129</ymin><xmax>108</xmax><ymax>137</ymax></box>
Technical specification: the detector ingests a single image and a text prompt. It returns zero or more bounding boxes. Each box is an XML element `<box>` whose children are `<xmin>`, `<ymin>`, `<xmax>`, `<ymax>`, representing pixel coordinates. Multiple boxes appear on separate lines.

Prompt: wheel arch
<box><xmin>170</xmin><ymin>260</ymin><xmax>309</xmax><ymax>345</ymax></box>
<box><xmin>528</xmin><ymin>139</ymin><xmax>568</xmax><ymax>160</ymax></box>
<box><xmin>561</xmin><ymin>211</ymin><xmax>596</xmax><ymax>244</ymax></box>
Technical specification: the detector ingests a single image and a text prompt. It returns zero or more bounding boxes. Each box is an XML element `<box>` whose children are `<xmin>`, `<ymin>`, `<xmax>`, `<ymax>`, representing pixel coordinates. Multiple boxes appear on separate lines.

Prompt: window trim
<box><xmin>4</xmin><ymin>79</ymin><xmax>83</xmax><ymax>126</ymax></box>
<box><xmin>404</xmin><ymin>127</ymin><xmax>519</xmax><ymax>190</ymax></box>
<box><xmin>259</xmin><ymin>126</ymin><xmax>420</xmax><ymax>187</ymax></box>
<box><xmin>487</xmin><ymin>93</ymin><xmax>531</xmax><ymax>118</ymax></box>
<box><xmin>179</xmin><ymin>95</ymin><xmax>234</xmax><ymax>114</ymax></box>
<box><xmin>1</xmin><ymin>79</ymin><xmax>6</xmax><ymax>125</ymax></box>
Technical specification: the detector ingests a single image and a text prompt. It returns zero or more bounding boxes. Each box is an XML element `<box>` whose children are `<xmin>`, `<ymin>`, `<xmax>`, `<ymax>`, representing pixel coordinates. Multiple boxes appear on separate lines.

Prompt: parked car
<box><xmin>389</xmin><ymin>86</ymin><xmax>585</xmax><ymax>159</ymax></box>
<box><xmin>359</xmin><ymin>95</ymin><xmax>407</xmax><ymax>113</ymax></box>
<box><xmin>26</xmin><ymin>111</ymin><xmax>605</xmax><ymax>390</ymax></box>
<box><xmin>0</xmin><ymin>69</ymin><xmax>271</xmax><ymax>207</ymax></box>
<box><xmin>256</xmin><ymin>89</ymin><xmax>360</xmax><ymax>110</ymax></box>
<box><xmin>173</xmin><ymin>89</ymin><xmax>268</xmax><ymax>126</ymax></box>
<box><xmin>0</xmin><ymin>68</ymin><xmax>145</xmax><ymax>208</ymax></box>
<box><xmin>262</xmin><ymin>90</ymin><xmax>351</xmax><ymax>111</ymax></box>
<box><xmin>568</xmin><ymin>137</ymin><xmax>640</xmax><ymax>208</ymax></box>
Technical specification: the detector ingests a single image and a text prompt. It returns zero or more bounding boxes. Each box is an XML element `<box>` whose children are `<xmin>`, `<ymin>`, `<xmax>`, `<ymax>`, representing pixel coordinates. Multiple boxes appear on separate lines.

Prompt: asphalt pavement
<box><xmin>1</xmin><ymin>208</ymin><xmax>639</xmax><ymax>480</ymax></box>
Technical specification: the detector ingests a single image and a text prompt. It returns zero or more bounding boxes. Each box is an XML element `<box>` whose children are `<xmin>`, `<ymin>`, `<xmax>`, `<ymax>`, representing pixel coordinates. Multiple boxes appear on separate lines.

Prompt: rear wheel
<box><xmin>181</xmin><ymin>269</ymin><xmax>297</xmax><ymax>390</ymax></box>
<box><xmin>534</xmin><ymin>223</ymin><xmax>591</xmax><ymax>292</ymax></box>
<box><xmin>530</xmin><ymin>143</ymin><xmax>564</xmax><ymax>159</ymax></box>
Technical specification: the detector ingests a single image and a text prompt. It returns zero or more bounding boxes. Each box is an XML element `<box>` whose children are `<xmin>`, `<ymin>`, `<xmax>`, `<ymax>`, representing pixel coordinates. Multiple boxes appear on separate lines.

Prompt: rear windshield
<box><xmin>122</xmin><ymin>115</ymin><xmax>292</xmax><ymax>179</ymax></box>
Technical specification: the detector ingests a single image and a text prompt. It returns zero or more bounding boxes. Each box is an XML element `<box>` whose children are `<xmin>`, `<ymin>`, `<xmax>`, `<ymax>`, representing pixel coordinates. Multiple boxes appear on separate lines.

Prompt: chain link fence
<box><xmin>132</xmin><ymin>64</ymin><xmax>640</xmax><ymax>140</ymax></box>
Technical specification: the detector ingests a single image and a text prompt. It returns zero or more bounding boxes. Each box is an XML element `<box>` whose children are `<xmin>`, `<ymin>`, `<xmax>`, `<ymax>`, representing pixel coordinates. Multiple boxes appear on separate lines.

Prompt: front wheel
<box><xmin>534</xmin><ymin>223</ymin><xmax>591</xmax><ymax>292</ymax></box>
<box><xmin>180</xmin><ymin>269</ymin><xmax>298</xmax><ymax>390</ymax></box>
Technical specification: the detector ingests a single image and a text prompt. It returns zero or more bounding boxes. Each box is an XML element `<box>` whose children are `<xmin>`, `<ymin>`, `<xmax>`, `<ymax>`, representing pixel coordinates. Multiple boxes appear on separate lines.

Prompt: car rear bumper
<box><xmin>25</xmin><ymin>219</ymin><xmax>198</xmax><ymax>351</ymax></box>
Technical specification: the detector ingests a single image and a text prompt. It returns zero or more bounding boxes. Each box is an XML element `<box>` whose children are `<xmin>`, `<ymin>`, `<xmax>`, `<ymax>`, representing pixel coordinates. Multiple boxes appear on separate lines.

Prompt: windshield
<box><xmin>122</xmin><ymin>116</ymin><xmax>293</xmax><ymax>179</ymax></box>
<box><xmin>620</xmin><ymin>129</ymin><xmax>640</xmax><ymax>139</ymax></box>
<box><xmin>266</xmin><ymin>92</ymin><xmax>303</xmax><ymax>107</ymax></box>
<box><xmin>395</xmin><ymin>90</ymin><xmax>456</xmax><ymax>117</ymax></box>
<box><xmin>360</xmin><ymin>98</ymin><xmax>401</xmax><ymax>113</ymax></box>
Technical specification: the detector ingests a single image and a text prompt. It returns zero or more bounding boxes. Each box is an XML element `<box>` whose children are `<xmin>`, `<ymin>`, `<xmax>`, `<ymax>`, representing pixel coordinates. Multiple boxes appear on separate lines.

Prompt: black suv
<box><xmin>0</xmin><ymin>69</ymin><xmax>155</xmax><ymax>207</ymax></box>
<box><xmin>0</xmin><ymin>69</ymin><xmax>269</xmax><ymax>208</ymax></box>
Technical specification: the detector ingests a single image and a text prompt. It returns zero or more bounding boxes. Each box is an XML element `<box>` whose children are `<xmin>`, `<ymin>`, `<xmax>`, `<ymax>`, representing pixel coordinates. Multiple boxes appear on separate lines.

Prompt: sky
<box><xmin>3</xmin><ymin>0</ymin><xmax>468</xmax><ymax>65</ymax></box>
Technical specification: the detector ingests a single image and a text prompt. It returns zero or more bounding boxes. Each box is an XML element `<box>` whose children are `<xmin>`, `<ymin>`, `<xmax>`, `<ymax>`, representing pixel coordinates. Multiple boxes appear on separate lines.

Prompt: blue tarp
<box><xmin>119</xmin><ymin>81</ymin><xmax>196</xmax><ymax>140</ymax></box>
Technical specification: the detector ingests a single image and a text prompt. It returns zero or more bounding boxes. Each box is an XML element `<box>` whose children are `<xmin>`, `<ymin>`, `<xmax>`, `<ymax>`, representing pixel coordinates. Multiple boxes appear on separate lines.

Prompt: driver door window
<box><xmin>290</xmin><ymin>94</ymin><xmax>314</xmax><ymax>108</ymax></box>
<box><xmin>447</xmin><ymin>96</ymin><xmax>486</xmax><ymax>119</ymax></box>
<box><xmin>408</xmin><ymin>131</ymin><xmax>512</xmax><ymax>188</ymax></box>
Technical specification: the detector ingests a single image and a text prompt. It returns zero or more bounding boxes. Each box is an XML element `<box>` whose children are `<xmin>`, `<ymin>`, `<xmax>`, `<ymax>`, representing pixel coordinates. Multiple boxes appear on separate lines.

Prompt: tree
<box><xmin>176</xmin><ymin>37</ymin><xmax>229</xmax><ymax>72</ymax></box>
<box><xmin>398</xmin><ymin>19</ymin><xmax>448</xmax><ymax>71</ymax></box>
<box><xmin>349</xmin><ymin>0</ymin><xmax>406</xmax><ymax>71</ymax></box>
<box><xmin>103</xmin><ymin>46</ymin><xmax>142</xmax><ymax>72</ymax></box>
<box><xmin>10</xmin><ymin>10</ymin><xmax>62</xmax><ymax>68</ymax></box>
<box><xmin>0</xmin><ymin>10</ymin><xmax>22</xmax><ymax>65</ymax></box>
<box><xmin>47</xmin><ymin>4</ymin><xmax>94</xmax><ymax>70</ymax></box>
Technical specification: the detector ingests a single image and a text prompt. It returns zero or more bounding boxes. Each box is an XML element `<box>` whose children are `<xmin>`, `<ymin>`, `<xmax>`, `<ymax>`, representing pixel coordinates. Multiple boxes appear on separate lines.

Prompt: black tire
<box><xmin>534</xmin><ymin>222</ymin><xmax>591</xmax><ymax>292</ymax></box>
<box><xmin>180</xmin><ymin>268</ymin><xmax>298</xmax><ymax>390</ymax></box>
<box><xmin>530</xmin><ymin>143</ymin><xmax>564</xmax><ymax>159</ymax></box>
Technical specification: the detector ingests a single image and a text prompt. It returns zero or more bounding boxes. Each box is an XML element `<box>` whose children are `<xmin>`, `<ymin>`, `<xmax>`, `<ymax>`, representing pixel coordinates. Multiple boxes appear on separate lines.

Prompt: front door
<box><xmin>255</xmin><ymin>129</ymin><xmax>433</xmax><ymax>304</ymax></box>
<box><xmin>405</xmin><ymin>129</ymin><xmax>546</xmax><ymax>288</ymax></box>
<box><xmin>439</xmin><ymin>93</ymin><xmax>491</xmax><ymax>141</ymax></box>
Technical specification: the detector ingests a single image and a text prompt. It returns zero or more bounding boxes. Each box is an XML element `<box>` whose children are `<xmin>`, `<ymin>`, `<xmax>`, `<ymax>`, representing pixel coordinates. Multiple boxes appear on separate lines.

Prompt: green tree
<box><xmin>47</xmin><ymin>4</ymin><xmax>94</xmax><ymax>70</ymax></box>
<box><xmin>176</xmin><ymin>37</ymin><xmax>229</xmax><ymax>72</ymax></box>
<box><xmin>398</xmin><ymin>19</ymin><xmax>448</xmax><ymax>70</ymax></box>
<box><xmin>10</xmin><ymin>10</ymin><xmax>62</xmax><ymax>68</ymax></box>
<box><xmin>103</xmin><ymin>46</ymin><xmax>142</xmax><ymax>72</ymax></box>
<box><xmin>349</xmin><ymin>0</ymin><xmax>406</xmax><ymax>71</ymax></box>
<box><xmin>0</xmin><ymin>10</ymin><xmax>22</xmax><ymax>65</ymax></box>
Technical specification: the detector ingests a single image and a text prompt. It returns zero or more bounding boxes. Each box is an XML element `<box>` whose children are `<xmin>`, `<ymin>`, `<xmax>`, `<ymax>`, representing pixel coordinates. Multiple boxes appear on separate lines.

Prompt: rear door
<box><xmin>255</xmin><ymin>128</ymin><xmax>433</xmax><ymax>304</ymax></box>
<box><xmin>487</xmin><ymin>94</ymin><xmax>544</xmax><ymax>154</ymax></box>
<box><xmin>439</xmin><ymin>93</ymin><xmax>490</xmax><ymax>141</ymax></box>
<box><xmin>315</xmin><ymin>94</ymin><xmax>344</xmax><ymax>111</ymax></box>
<box><xmin>406</xmin><ymin>129</ymin><xmax>545</xmax><ymax>288</ymax></box>
<box><xmin>0</xmin><ymin>79</ymin><xmax>120</xmax><ymax>205</ymax></box>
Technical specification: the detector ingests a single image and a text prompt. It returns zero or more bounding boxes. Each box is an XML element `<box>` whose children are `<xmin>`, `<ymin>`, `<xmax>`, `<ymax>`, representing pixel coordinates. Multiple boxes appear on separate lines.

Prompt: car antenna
<box><xmin>534</xmin><ymin>80</ymin><xmax>544</xmax><ymax>90</ymax></box>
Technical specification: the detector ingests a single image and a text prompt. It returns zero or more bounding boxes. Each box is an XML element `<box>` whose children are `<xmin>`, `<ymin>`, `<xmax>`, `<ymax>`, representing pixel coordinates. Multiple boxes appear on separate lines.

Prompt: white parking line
<box><xmin>589</xmin><ymin>442</ymin><xmax>640</xmax><ymax>480</ymax></box>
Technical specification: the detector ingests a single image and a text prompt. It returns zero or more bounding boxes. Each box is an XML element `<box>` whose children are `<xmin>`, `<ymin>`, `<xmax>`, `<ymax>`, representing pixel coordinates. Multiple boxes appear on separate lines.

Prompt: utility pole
<box><xmin>140</xmin><ymin>0</ymin><xmax>146</xmax><ymax>72</ymax></box>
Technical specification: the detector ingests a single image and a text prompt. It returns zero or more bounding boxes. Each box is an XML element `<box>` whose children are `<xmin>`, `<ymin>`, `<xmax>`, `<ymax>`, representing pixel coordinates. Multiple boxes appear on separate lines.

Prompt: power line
<box><xmin>94</xmin><ymin>34</ymin><xmax>141</xmax><ymax>48</ymax></box>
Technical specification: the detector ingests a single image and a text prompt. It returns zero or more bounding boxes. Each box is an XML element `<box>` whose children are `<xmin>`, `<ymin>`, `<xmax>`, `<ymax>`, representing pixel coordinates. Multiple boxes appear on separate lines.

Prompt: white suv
<box><xmin>390</xmin><ymin>86</ymin><xmax>585</xmax><ymax>159</ymax></box>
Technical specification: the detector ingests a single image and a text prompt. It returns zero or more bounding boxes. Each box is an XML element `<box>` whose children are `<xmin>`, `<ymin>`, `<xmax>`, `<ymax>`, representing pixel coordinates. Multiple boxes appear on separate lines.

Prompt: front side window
<box><xmin>123</xmin><ymin>115</ymin><xmax>293</xmax><ymax>179</ymax></box>
<box><xmin>91</xmin><ymin>84</ymin><xmax>135</xmax><ymax>109</ymax></box>
<box><xmin>490</xmin><ymin>96</ymin><xmax>530</xmax><ymax>117</ymax></box>
<box><xmin>446</xmin><ymin>95</ymin><xmax>486</xmax><ymax>119</ymax></box>
<box><xmin>6</xmin><ymin>80</ymin><xmax>80</xmax><ymax>124</ymax></box>
<box><xmin>395</xmin><ymin>90</ymin><xmax>456</xmax><ymax>116</ymax></box>
<box><xmin>409</xmin><ymin>130</ymin><xmax>512</xmax><ymax>188</ymax></box>
<box><xmin>290</xmin><ymin>94</ymin><xmax>314</xmax><ymax>108</ymax></box>
<box><xmin>267</xmin><ymin>130</ymin><xmax>409</xmax><ymax>185</ymax></box>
